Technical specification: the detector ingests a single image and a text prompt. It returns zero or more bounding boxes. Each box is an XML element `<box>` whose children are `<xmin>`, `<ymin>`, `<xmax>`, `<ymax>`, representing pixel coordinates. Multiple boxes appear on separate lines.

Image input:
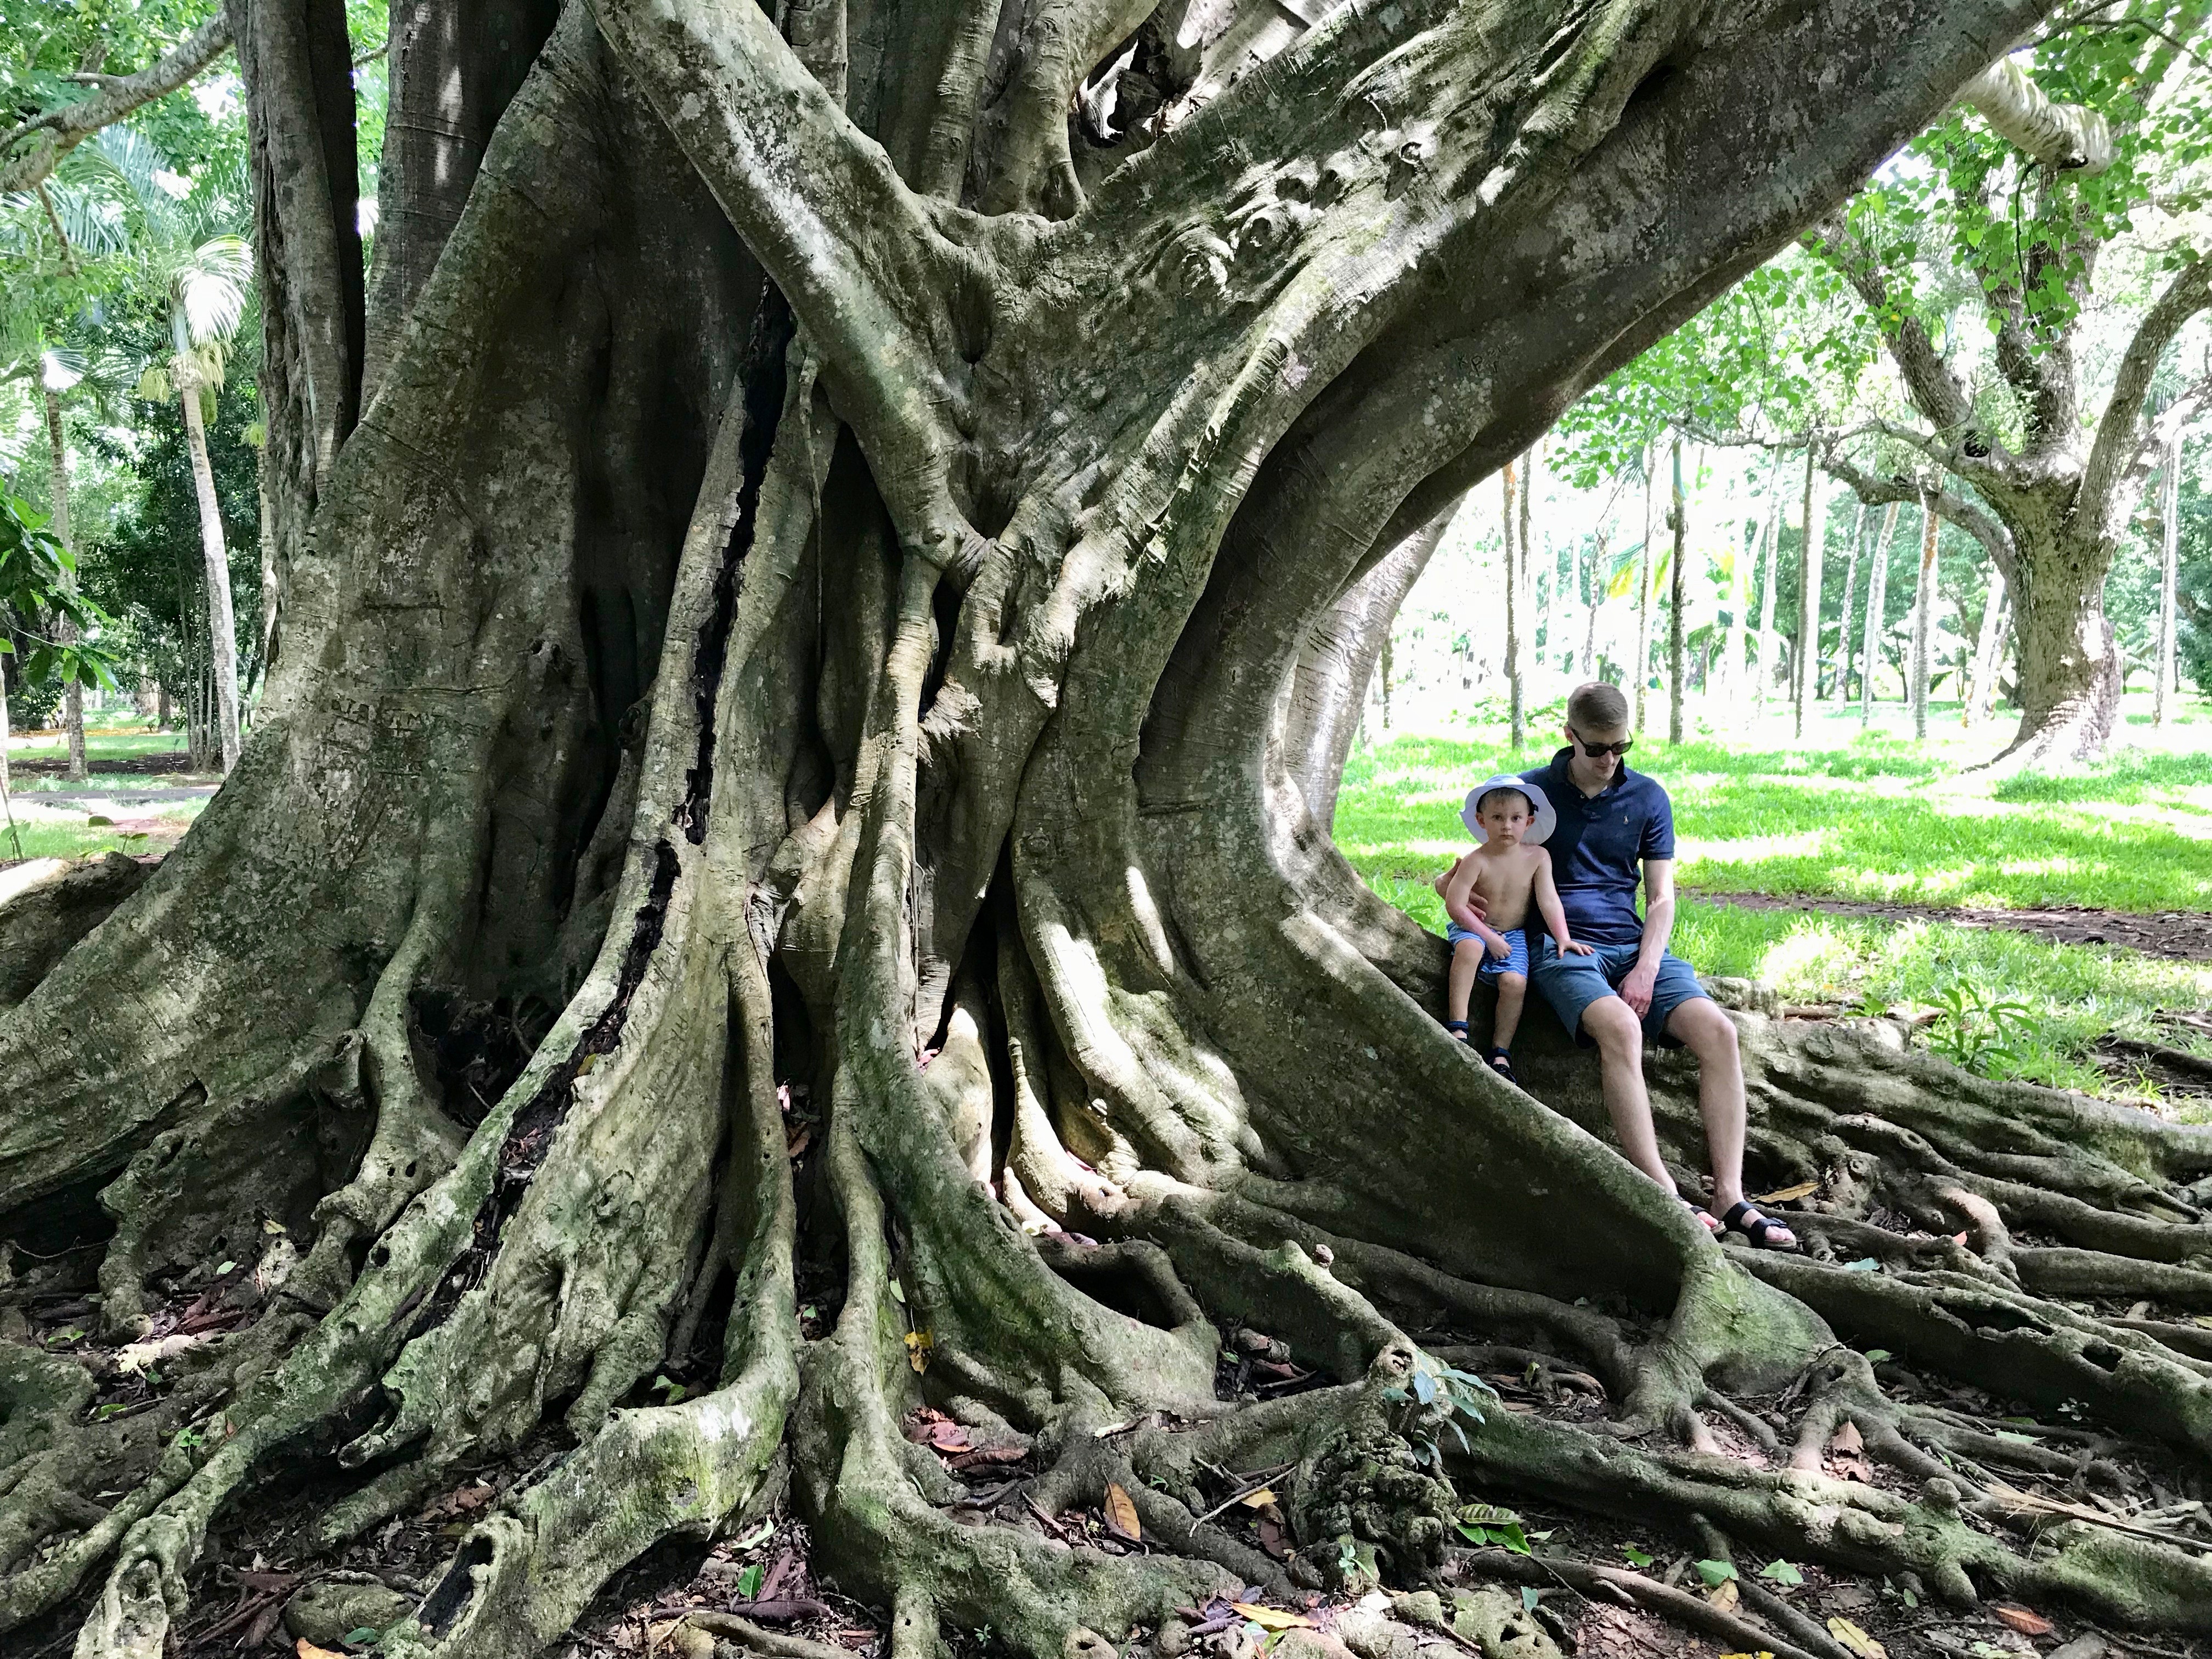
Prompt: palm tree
<box><xmin>49</xmin><ymin>127</ymin><xmax>255</xmax><ymax>773</ymax></box>
<box><xmin>136</xmin><ymin>236</ymin><xmax>251</xmax><ymax>772</ymax></box>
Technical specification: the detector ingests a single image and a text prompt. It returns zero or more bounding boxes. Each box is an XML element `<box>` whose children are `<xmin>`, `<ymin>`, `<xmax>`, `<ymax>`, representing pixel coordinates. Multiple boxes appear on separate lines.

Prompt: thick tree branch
<box><xmin>975</xmin><ymin>0</ymin><xmax>1161</xmax><ymax>216</ymax></box>
<box><xmin>0</xmin><ymin>15</ymin><xmax>234</xmax><ymax>195</ymax></box>
<box><xmin>594</xmin><ymin>0</ymin><xmax>990</xmax><ymax>572</ymax></box>
<box><xmin>2081</xmin><ymin>257</ymin><xmax>2212</xmax><ymax>527</ymax></box>
<box><xmin>1813</xmin><ymin>219</ymin><xmax>1984</xmax><ymax>448</ymax></box>
<box><xmin>1956</xmin><ymin>55</ymin><xmax>2114</xmax><ymax>172</ymax></box>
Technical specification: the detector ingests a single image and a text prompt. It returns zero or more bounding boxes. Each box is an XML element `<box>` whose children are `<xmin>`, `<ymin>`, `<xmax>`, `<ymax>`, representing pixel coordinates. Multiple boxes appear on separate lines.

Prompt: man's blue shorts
<box><xmin>1448</xmin><ymin>924</ymin><xmax>1528</xmax><ymax>980</ymax></box>
<box><xmin>1529</xmin><ymin>939</ymin><xmax>1709</xmax><ymax>1047</ymax></box>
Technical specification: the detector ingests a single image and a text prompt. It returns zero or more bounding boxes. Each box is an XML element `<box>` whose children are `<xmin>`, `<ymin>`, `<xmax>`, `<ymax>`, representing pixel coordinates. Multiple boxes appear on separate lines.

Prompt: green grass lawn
<box><xmin>4</xmin><ymin>723</ymin><xmax>207</xmax><ymax>862</ymax></box>
<box><xmin>1336</xmin><ymin>698</ymin><xmax>2212</xmax><ymax>1097</ymax></box>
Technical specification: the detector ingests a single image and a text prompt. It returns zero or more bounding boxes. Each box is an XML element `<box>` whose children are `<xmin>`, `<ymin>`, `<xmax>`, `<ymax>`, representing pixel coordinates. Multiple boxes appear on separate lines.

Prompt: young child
<box><xmin>1435</xmin><ymin>775</ymin><xmax>1592</xmax><ymax>1084</ymax></box>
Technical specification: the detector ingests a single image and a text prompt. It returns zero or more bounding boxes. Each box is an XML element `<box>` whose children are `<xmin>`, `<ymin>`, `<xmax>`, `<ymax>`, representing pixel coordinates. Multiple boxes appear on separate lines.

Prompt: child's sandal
<box><xmin>1443</xmin><ymin>1019</ymin><xmax>1471</xmax><ymax>1043</ymax></box>
<box><xmin>1485</xmin><ymin>1047</ymin><xmax>1519</xmax><ymax>1085</ymax></box>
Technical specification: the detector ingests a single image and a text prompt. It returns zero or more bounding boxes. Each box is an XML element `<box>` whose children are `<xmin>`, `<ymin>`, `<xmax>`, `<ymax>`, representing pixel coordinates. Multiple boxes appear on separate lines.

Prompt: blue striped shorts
<box><xmin>1447</xmin><ymin>924</ymin><xmax>1529</xmax><ymax>980</ymax></box>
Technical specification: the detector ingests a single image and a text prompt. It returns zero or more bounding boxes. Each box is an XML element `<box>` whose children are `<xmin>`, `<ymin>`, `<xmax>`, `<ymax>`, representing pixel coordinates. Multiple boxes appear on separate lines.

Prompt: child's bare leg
<box><xmin>1448</xmin><ymin>939</ymin><xmax>1482</xmax><ymax>1033</ymax></box>
<box><xmin>1491</xmin><ymin>970</ymin><xmax>1528</xmax><ymax>1050</ymax></box>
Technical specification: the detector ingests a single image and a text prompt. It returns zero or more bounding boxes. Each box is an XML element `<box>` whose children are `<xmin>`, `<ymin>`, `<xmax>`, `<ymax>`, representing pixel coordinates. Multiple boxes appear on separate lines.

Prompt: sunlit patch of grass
<box><xmin>1671</xmin><ymin>899</ymin><xmax>2208</xmax><ymax>1093</ymax></box>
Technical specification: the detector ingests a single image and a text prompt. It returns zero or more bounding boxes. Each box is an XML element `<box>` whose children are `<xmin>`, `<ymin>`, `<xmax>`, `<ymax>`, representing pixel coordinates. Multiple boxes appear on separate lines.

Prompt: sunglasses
<box><xmin>1570</xmin><ymin>730</ymin><xmax>1634</xmax><ymax>759</ymax></box>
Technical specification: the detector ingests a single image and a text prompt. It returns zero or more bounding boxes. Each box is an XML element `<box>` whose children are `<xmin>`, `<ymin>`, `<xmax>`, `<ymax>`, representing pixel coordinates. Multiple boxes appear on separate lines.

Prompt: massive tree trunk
<box><xmin>20</xmin><ymin>5</ymin><xmax>2212</xmax><ymax>1659</ymax></box>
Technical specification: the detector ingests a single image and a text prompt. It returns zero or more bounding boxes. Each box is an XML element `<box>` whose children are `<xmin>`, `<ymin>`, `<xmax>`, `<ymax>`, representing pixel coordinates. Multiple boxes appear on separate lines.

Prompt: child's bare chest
<box><xmin>1471</xmin><ymin>851</ymin><xmax>1537</xmax><ymax>923</ymax></box>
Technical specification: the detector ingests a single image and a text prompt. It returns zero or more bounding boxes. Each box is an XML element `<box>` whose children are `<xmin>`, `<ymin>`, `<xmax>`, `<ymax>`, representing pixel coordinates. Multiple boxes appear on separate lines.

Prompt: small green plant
<box><xmin>1381</xmin><ymin>1351</ymin><xmax>1497</xmax><ymax>1470</ymax></box>
<box><xmin>1923</xmin><ymin>978</ymin><xmax>2036</xmax><ymax>1076</ymax></box>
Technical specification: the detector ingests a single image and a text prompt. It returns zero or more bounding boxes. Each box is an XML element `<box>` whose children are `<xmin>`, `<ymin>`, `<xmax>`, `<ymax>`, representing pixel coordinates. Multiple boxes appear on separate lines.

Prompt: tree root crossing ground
<box><xmin>12</xmin><ymin>3</ymin><xmax>2212</xmax><ymax>1658</ymax></box>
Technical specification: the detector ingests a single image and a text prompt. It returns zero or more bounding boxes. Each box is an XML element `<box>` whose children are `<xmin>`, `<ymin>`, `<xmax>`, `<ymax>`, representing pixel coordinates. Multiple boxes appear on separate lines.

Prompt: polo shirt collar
<box><xmin>1549</xmin><ymin>747</ymin><xmax>1634</xmax><ymax>801</ymax></box>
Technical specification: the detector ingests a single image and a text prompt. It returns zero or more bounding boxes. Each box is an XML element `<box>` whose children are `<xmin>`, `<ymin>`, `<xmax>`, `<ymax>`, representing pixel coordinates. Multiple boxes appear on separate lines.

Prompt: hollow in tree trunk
<box><xmin>20</xmin><ymin>7</ymin><xmax>2212</xmax><ymax>1659</ymax></box>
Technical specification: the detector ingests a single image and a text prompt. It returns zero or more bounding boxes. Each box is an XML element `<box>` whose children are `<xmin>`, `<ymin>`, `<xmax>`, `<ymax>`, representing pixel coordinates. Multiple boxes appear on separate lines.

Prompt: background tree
<box><xmin>1812</xmin><ymin>1</ymin><xmax>2212</xmax><ymax>763</ymax></box>
<box><xmin>21</xmin><ymin>10</ymin><xmax>2212</xmax><ymax>1659</ymax></box>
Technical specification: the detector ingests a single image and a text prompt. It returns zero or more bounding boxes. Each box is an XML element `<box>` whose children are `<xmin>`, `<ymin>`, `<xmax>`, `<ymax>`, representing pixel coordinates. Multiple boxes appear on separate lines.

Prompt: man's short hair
<box><xmin>1567</xmin><ymin>681</ymin><xmax>1630</xmax><ymax>732</ymax></box>
<box><xmin>1477</xmin><ymin>785</ymin><xmax>1533</xmax><ymax>817</ymax></box>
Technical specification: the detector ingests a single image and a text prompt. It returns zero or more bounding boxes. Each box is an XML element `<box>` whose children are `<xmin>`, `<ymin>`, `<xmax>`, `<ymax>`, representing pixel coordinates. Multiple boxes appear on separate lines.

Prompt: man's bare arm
<box><xmin>1637</xmin><ymin>857</ymin><xmax>1678</xmax><ymax>967</ymax></box>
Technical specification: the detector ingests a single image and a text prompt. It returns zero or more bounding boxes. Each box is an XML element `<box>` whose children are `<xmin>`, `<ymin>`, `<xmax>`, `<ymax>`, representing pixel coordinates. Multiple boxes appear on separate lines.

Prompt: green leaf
<box><xmin>216</xmin><ymin>1261</ymin><xmax>236</xmax><ymax>1276</ymax></box>
<box><xmin>344</xmin><ymin>1628</ymin><xmax>381</xmax><ymax>1644</ymax></box>
<box><xmin>1623</xmin><ymin>1545</ymin><xmax>1655</xmax><ymax>1568</ymax></box>
<box><xmin>1694</xmin><ymin>1560</ymin><xmax>1737</xmax><ymax>1588</ymax></box>
<box><xmin>1759</xmin><ymin>1559</ymin><xmax>1804</xmax><ymax>1585</ymax></box>
<box><xmin>731</xmin><ymin>1519</ymin><xmax>775</xmax><ymax>1549</ymax></box>
<box><xmin>888</xmin><ymin>1278</ymin><xmax>905</xmax><ymax>1305</ymax></box>
<box><xmin>1842</xmin><ymin>1257</ymin><xmax>1881</xmax><ymax>1273</ymax></box>
<box><xmin>736</xmin><ymin>1562</ymin><xmax>765</xmax><ymax>1599</ymax></box>
<box><xmin>1864</xmin><ymin>1350</ymin><xmax>1892</xmax><ymax>1364</ymax></box>
<box><xmin>1520</xmin><ymin>1588</ymin><xmax>1540</xmax><ymax>1613</ymax></box>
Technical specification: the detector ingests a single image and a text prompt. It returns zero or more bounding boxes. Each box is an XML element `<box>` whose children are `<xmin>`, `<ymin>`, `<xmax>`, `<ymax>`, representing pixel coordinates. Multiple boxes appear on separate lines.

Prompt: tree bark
<box><xmin>1667</xmin><ymin>435</ymin><xmax>1686</xmax><ymax>743</ymax></box>
<box><xmin>1910</xmin><ymin>495</ymin><xmax>1938</xmax><ymax>740</ymax></box>
<box><xmin>2156</xmin><ymin>433</ymin><xmax>2182</xmax><ymax>727</ymax></box>
<box><xmin>0</xmin><ymin>14</ymin><xmax>234</xmax><ymax>195</ymax></box>
<box><xmin>1860</xmin><ymin>500</ymin><xmax>1899</xmax><ymax>726</ymax></box>
<box><xmin>41</xmin><ymin>384</ymin><xmax>86</xmax><ymax>781</ymax></box>
<box><xmin>179</xmin><ymin>376</ymin><xmax>241</xmax><ymax>775</ymax></box>
<box><xmin>1278</xmin><ymin>506</ymin><xmax>1454</xmax><ymax>830</ymax></box>
<box><xmin>27</xmin><ymin>10</ymin><xmax>2212</xmax><ymax>1659</ymax></box>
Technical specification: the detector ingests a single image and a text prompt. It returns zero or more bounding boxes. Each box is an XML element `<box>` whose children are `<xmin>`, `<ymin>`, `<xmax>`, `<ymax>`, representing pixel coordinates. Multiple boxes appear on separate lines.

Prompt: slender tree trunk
<box><xmin>1910</xmin><ymin>494</ymin><xmax>1938</xmax><ymax>741</ymax></box>
<box><xmin>1668</xmin><ymin>435</ymin><xmax>1687</xmax><ymax>743</ymax></box>
<box><xmin>1966</xmin><ymin>568</ymin><xmax>2010</xmax><ymax>727</ymax></box>
<box><xmin>179</xmin><ymin>376</ymin><xmax>242</xmax><ymax>774</ymax></box>
<box><xmin>1521</xmin><ymin>443</ymin><xmax>1539</xmax><ymax>687</ymax></box>
<box><xmin>1752</xmin><ymin>453</ymin><xmax>1783</xmax><ymax>718</ymax></box>
<box><xmin>1723</xmin><ymin>514</ymin><xmax>1748</xmax><ymax>705</ymax></box>
<box><xmin>1834</xmin><ymin>498</ymin><xmax>1864</xmax><ymax>704</ymax></box>
<box><xmin>1580</xmin><ymin>527</ymin><xmax>1603</xmax><ymax>679</ymax></box>
<box><xmin>1634</xmin><ymin>450</ymin><xmax>1655</xmax><ymax>733</ymax></box>
<box><xmin>1793</xmin><ymin>445</ymin><xmax>1824</xmax><ymax>738</ymax></box>
<box><xmin>2157</xmin><ymin>433</ymin><xmax>2181</xmax><ymax>727</ymax></box>
<box><xmin>1860</xmin><ymin>501</ymin><xmax>1899</xmax><ymax>726</ymax></box>
<box><xmin>1503</xmin><ymin>460</ymin><xmax>1523</xmax><ymax>748</ymax></box>
<box><xmin>42</xmin><ymin>386</ymin><xmax>87</xmax><ymax>781</ymax></box>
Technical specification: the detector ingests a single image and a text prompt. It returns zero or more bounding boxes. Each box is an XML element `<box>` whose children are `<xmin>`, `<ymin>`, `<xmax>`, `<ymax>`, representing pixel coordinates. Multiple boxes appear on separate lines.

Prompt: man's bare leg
<box><xmin>1668</xmin><ymin>997</ymin><xmax>1795</xmax><ymax>1248</ymax></box>
<box><xmin>1579</xmin><ymin>996</ymin><xmax>1671</xmax><ymax>1187</ymax></box>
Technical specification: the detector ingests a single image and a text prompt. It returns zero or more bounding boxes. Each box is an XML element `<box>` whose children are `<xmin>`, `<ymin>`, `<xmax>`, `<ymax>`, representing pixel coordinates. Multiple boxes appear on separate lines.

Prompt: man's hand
<box><xmin>1620</xmin><ymin>960</ymin><xmax>1659</xmax><ymax>1016</ymax></box>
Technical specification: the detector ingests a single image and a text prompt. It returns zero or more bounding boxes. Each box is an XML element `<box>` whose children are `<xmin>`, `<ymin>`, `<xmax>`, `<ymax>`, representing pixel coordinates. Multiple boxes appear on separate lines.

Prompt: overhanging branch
<box><xmin>1956</xmin><ymin>55</ymin><xmax>2115</xmax><ymax>173</ymax></box>
<box><xmin>2081</xmin><ymin>258</ymin><xmax>2212</xmax><ymax>527</ymax></box>
<box><xmin>0</xmin><ymin>15</ymin><xmax>234</xmax><ymax>196</ymax></box>
<box><xmin>1820</xmin><ymin>445</ymin><xmax>2018</xmax><ymax>589</ymax></box>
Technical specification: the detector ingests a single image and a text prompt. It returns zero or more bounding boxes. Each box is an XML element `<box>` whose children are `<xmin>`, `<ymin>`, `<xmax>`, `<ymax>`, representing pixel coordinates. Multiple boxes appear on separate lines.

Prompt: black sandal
<box><xmin>1486</xmin><ymin>1047</ymin><xmax>1519</xmax><ymax>1085</ymax></box>
<box><xmin>1721</xmin><ymin>1201</ymin><xmax>1798</xmax><ymax>1251</ymax></box>
<box><xmin>1444</xmin><ymin>1020</ymin><xmax>1471</xmax><ymax>1043</ymax></box>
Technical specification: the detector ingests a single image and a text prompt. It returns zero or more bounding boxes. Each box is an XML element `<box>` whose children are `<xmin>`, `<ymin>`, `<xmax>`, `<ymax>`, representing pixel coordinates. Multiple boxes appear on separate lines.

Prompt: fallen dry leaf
<box><xmin>296</xmin><ymin>1643</ymin><xmax>346</xmax><ymax>1659</ymax></box>
<box><xmin>1826</xmin><ymin>1616</ymin><xmax>1886</xmax><ymax>1659</ymax></box>
<box><xmin>1752</xmin><ymin>1180</ymin><xmax>1819</xmax><ymax>1204</ymax></box>
<box><xmin>1104</xmin><ymin>1482</ymin><xmax>1141</xmax><ymax>1541</ymax></box>
<box><xmin>1237</xmin><ymin>1487</ymin><xmax>1277</xmax><ymax>1508</ymax></box>
<box><xmin>1991</xmin><ymin>1605</ymin><xmax>2053</xmax><ymax>1637</ymax></box>
<box><xmin>1828</xmin><ymin>1419</ymin><xmax>1874</xmax><ymax>1483</ymax></box>
<box><xmin>1708</xmin><ymin>1578</ymin><xmax>1741</xmax><ymax>1612</ymax></box>
<box><xmin>1231</xmin><ymin>1604</ymin><xmax>1314</xmax><ymax>1630</ymax></box>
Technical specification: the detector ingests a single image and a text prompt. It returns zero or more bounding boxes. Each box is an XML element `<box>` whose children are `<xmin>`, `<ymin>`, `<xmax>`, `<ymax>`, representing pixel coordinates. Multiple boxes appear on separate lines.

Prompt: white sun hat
<box><xmin>1461</xmin><ymin>774</ymin><xmax>1557</xmax><ymax>847</ymax></box>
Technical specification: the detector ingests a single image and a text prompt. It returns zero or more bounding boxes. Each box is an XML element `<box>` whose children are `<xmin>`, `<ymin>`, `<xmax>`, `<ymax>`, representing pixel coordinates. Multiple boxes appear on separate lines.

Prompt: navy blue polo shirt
<box><xmin>1519</xmin><ymin>748</ymin><xmax>1675</xmax><ymax>946</ymax></box>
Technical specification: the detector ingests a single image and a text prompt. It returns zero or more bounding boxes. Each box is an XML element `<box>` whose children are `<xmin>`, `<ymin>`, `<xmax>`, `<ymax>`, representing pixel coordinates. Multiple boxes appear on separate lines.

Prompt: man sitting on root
<box><xmin>1515</xmin><ymin>680</ymin><xmax>1795</xmax><ymax>1251</ymax></box>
